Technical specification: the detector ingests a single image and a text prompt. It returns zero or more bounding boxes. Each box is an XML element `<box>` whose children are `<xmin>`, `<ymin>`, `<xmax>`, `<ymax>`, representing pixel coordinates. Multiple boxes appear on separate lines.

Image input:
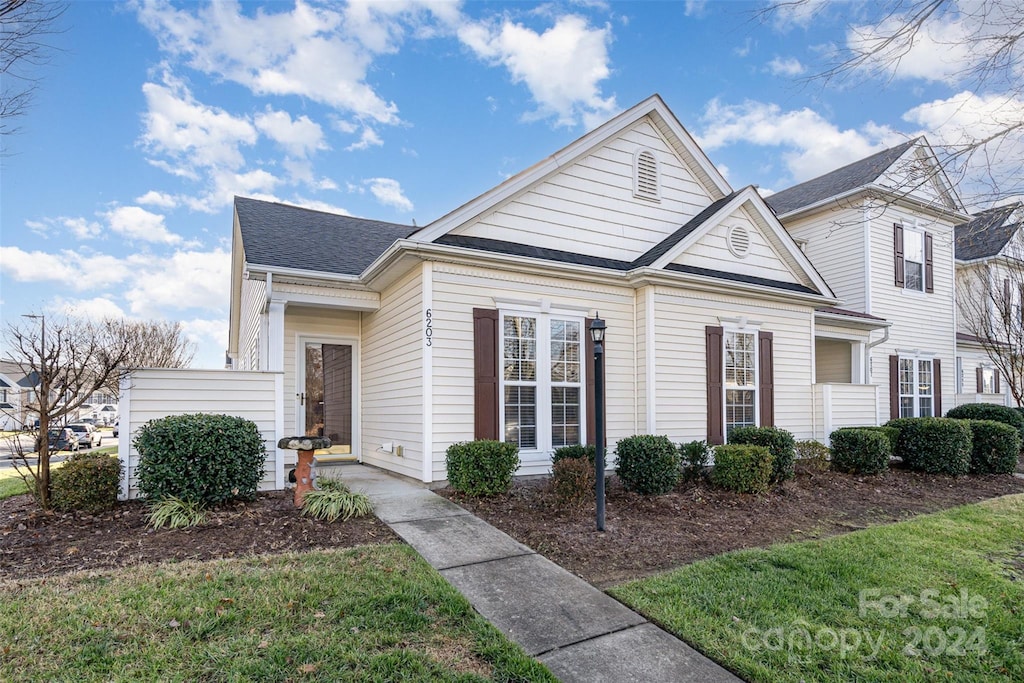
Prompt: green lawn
<box><xmin>612</xmin><ymin>493</ymin><xmax>1024</xmax><ymax>683</ymax></box>
<box><xmin>0</xmin><ymin>544</ymin><xmax>554</xmax><ymax>682</ymax></box>
<box><xmin>0</xmin><ymin>449</ymin><xmax>118</xmax><ymax>501</ymax></box>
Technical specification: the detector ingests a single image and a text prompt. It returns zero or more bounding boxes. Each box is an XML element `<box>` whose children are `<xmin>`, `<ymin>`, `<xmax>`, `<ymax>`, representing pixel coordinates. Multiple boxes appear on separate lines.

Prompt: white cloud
<box><xmin>684</xmin><ymin>1</ymin><xmax>707</xmax><ymax>18</ymax></box>
<box><xmin>768</xmin><ymin>0</ymin><xmax>829</xmax><ymax>30</ymax></box>
<box><xmin>63</xmin><ymin>217</ymin><xmax>104</xmax><ymax>240</ymax></box>
<box><xmin>365</xmin><ymin>177</ymin><xmax>413</xmax><ymax>212</ymax></box>
<box><xmin>180</xmin><ymin>317</ymin><xmax>229</xmax><ymax>362</ymax></box>
<box><xmin>767</xmin><ymin>56</ymin><xmax>805</xmax><ymax>77</ymax></box>
<box><xmin>847</xmin><ymin>14</ymin><xmax>975</xmax><ymax>86</ymax></box>
<box><xmin>135</xmin><ymin>190</ymin><xmax>179</xmax><ymax>208</ymax></box>
<box><xmin>458</xmin><ymin>14</ymin><xmax>617</xmax><ymax>128</ymax></box>
<box><xmin>123</xmin><ymin>247</ymin><xmax>230</xmax><ymax>318</ymax></box>
<box><xmin>0</xmin><ymin>246</ymin><xmax>134</xmax><ymax>290</ymax></box>
<box><xmin>346</xmin><ymin>126</ymin><xmax>383</xmax><ymax>151</ymax></box>
<box><xmin>51</xmin><ymin>296</ymin><xmax>128</xmax><ymax>321</ymax></box>
<box><xmin>734</xmin><ymin>37</ymin><xmax>754</xmax><ymax>58</ymax></box>
<box><xmin>698</xmin><ymin>98</ymin><xmax>903</xmax><ymax>182</ymax></box>
<box><xmin>288</xmin><ymin>197</ymin><xmax>351</xmax><ymax>216</ymax></box>
<box><xmin>254</xmin><ymin>107</ymin><xmax>327</xmax><ymax>157</ymax></box>
<box><xmin>104</xmin><ymin>205</ymin><xmax>182</xmax><ymax>244</ymax></box>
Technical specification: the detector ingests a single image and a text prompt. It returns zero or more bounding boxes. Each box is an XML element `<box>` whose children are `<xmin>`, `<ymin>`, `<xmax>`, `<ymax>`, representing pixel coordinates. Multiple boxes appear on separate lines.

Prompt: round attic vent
<box><xmin>727</xmin><ymin>226</ymin><xmax>751</xmax><ymax>258</ymax></box>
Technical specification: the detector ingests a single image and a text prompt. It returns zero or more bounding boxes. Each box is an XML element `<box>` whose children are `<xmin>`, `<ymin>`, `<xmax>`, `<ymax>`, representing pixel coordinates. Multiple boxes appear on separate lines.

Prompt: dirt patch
<box><xmin>0</xmin><ymin>490</ymin><xmax>398</xmax><ymax>580</ymax></box>
<box><xmin>439</xmin><ymin>463</ymin><xmax>1024</xmax><ymax>588</ymax></box>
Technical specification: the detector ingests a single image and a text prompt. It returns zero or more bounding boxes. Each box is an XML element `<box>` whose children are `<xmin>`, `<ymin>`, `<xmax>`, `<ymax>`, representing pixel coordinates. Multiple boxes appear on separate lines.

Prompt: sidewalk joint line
<box><xmin>381</xmin><ymin>510</ymin><xmax>472</xmax><ymax>525</ymax></box>
<box><xmin>435</xmin><ymin>549</ymin><xmax>537</xmax><ymax>571</ymax></box>
<box><xmin>533</xmin><ymin>622</ymin><xmax>650</xmax><ymax>658</ymax></box>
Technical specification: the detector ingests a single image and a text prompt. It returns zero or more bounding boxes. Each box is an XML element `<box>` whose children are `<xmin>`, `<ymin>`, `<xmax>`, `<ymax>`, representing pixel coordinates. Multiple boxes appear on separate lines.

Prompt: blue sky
<box><xmin>2</xmin><ymin>0</ymin><xmax>1018</xmax><ymax>368</ymax></box>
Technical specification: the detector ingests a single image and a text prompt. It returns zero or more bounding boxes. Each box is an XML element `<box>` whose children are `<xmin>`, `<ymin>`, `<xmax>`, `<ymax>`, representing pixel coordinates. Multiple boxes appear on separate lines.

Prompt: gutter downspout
<box><xmin>864</xmin><ymin>325</ymin><xmax>890</xmax><ymax>384</ymax></box>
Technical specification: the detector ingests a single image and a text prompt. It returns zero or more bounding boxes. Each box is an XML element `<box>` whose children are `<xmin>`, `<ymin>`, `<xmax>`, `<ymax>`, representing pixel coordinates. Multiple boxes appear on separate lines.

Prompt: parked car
<box><xmin>67</xmin><ymin>423</ymin><xmax>101</xmax><ymax>449</ymax></box>
<box><xmin>42</xmin><ymin>427</ymin><xmax>80</xmax><ymax>453</ymax></box>
<box><xmin>113</xmin><ymin>421</ymin><xmax>119</xmax><ymax>438</ymax></box>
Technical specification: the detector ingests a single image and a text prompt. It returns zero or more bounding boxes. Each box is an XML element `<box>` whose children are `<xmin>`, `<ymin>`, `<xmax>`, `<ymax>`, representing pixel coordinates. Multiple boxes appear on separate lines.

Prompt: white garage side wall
<box><xmin>282</xmin><ymin>307</ymin><xmax>361</xmax><ymax>466</ymax></box>
<box><xmin>784</xmin><ymin>209</ymin><xmax>867</xmax><ymax>312</ymax></box>
<box><xmin>654</xmin><ymin>289</ymin><xmax>816</xmax><ymax>441</ymax></box>
<box><xmin>450</xmin><ymin>119</ymin><xmax>716</xmax><ymax>262</ymax></box>
<box><xmin>867</xmin><ymin>206</ymin><xmax>958</xmax><ymax>421</ymax></box>
<box><xmin>360</xmin><ymin>267</ymin><xmax>423</xmax><ymax>480</ymax></box>
<box><xmin>239</xmin><ymin>277</ymin><xmax>266</xmax><ymax>370</ymax></box>
<box><xmin>118</xmin><ymin>369</ymin><xmax>281</xmax><ymax>500</ymax></box>
<box><xmin>430</xmin><ymin>263</ymin><xmax>636</xmax><ymax>478</ymax></box>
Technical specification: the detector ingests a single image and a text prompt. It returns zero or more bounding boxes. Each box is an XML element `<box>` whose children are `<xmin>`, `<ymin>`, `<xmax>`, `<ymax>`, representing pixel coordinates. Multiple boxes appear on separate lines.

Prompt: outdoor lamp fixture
<box><xmin>589</xmin><ymin>315</ymin><xmax>607</xmax><ymax>532</ymax></box>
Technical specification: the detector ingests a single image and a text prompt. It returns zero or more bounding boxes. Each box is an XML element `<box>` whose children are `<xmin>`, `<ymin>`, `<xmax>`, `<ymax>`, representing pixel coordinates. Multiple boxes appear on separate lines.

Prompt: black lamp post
<box><xmin>589</xmin><ymin>315</ymin><xmax>606</xmax><ymax>532</ymax></box>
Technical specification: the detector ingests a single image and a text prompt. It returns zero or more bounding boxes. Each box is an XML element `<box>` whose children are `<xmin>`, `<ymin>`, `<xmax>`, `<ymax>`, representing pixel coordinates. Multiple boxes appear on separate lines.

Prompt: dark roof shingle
<box><xmin>234</xmin><ymin>197</ymin><xmax>415</xmax><ymax>276</ymax></box>
<box><xmin>765</xmin><ymin>139</ymin><xmax>918</xmax><ymax>216</ymax></box>
<box><xmin>954</xmin><ymin>204</ymin><xmax>1021</xmax><ymax>261</ymax></box>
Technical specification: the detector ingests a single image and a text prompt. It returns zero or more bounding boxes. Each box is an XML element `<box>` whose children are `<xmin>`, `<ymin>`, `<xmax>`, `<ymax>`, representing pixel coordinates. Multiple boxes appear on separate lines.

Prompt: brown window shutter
<box><xmin>889</xmin><ymin>355</ymin><xmax>900</xmax><ymax>420</ymax></box>
<box><xmin>994</xmin><ymin>371</ymin><xmax>1000</xmax><ymax>395</ymax></box>
<box><xmin>706</xmin><ymin>326</ymin><xmax>724</xmax><ymax>445</ymax></box>
<box><xmin>933</xmin><ymin>358</ymin><xmax>942</xmax><ymax>416</ymax></box>
<box><xmin>976</xmin><ymin>367</ymin><xmax>984</xmax><ymax>393</ymax></box>
<box><xmin>894</xmin><ymin>224</ymin><xmax>905</xmax><ymax>288</ymax></box>
<box><xmin>924</xmin><ymin>232</ymin><xmax>934</xmax><ymax>293</ymax></box>
<box><xmin>585</xmin><ymin>318</ymin><xmax>598</xmax><ymax>446</ymax></box>
<box><xmin>1004</xmin><ymin>278</ymin><xmax>1011</xmax><ymax>312</ymax></box>
<box><xmin>473</xmin><ymin>308</ymin><xmax>499</xmax><ymax>440</ymax></box>
<box><xmin>758</xmin><ymin>331</ymin><xmax>775</xmax><ymax>427</ymax></box>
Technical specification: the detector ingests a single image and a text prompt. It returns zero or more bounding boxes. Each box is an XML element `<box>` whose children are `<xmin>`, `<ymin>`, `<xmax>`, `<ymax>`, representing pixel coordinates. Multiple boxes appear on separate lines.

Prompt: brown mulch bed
<box><xmin>439</xmin><ymin>463</ymin><xmax>1024</xmax><ymax>588</ymax></box>
<box><xmin>0</xmin><ymin>491</ymin><xmax>399</xmax><ymax>581</ymax></box>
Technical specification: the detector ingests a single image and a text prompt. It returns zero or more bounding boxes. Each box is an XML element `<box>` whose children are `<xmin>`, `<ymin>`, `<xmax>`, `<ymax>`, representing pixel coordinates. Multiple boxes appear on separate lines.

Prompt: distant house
<box><xmin>0</xmin><ymin>360</ymin><xmax>39</xmax><ymax>430</ymax></box>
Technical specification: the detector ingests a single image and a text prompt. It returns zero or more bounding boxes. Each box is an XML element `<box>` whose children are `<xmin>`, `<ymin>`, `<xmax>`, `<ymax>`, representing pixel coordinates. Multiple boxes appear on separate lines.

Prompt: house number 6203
<box><xmin>425</xmin><ymin>308</ymin><xmax>433</xmax><ymax>347</ymax></box>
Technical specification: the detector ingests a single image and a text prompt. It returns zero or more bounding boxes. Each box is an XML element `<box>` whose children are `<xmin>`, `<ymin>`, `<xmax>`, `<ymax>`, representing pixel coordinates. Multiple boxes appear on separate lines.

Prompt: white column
<box><xmin>645</xmin><ymin>287</ymin><xmax>657</xmax><ymax>434</ymax></box>
<box><xmin>421</xmin><ymin>262</ymin><xmax>433</xmax><ymax>483</ymax></box>
<box><xmin>117</xmin><ymin>374</ymin><xmax>131</xmax><ymax>501</ymax></box>
<box><xmin>268</xmin><ymin>299</ymin><xmax>286</xmax><ymax>373</ymax></box>
<box><xmin>822</xmin><ymin>384</ymin><xmax>833</xmax><ymax>445</ymax></box>
<box><xmin>274</xmin><ymin>373</ymin><xmax>285</xmax><ymax>490</ymax></box>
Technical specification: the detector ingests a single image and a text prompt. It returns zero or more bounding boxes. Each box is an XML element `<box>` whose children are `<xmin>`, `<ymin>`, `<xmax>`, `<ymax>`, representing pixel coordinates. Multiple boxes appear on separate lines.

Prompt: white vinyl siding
<box><xmin>238</xmin><ymin>277</ymin><xmax>266</xmax><ymax>370</ymax></box>
<box><xmin>450</xmin><ymin>119</ymin><xmax>718</xmax><ymax>262</ymax></box>
<box><xmin>784</xmin><ymin>211</ymin><xmax>867</xmax><ymax>311</ymax></box>
<box><xmin>119</xmin><ymin>369</ymin><xmax>280</xmax><ymax>499</ymax></box>
<box><xmin>654</xmin><ymin>288</ymin><xmax>815</xmax><ymax>441</ymax></box>
<box><xmin>360</xmin><ymin>267</ymin><xmax>423</xmax><ymax>480</ymax></box>
<box><xmin>429</xmin><ymin>263</ymin><xmax>636</xmax><ymax>477</ymax></box>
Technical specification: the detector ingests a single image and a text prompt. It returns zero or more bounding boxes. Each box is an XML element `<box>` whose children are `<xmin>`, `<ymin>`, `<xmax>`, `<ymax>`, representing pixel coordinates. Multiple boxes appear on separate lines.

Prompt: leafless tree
<box><xmin>3</xmin><ymin>315</ymin><xmax>133</xmax><ymax>509</ymax></box>
<box><xmin>957</xmin><ymin>256</ymin><xmax>1024</xmax><ymax>405</ymax></box>
<box><xmin>101</xmin><ymin>320</ymin><xmax>195</xmax><ymax>394</ymax></box>
<box><xmin>759</xmin><ymin>0</ymin><xmax>1024</xmax><ymax>206</ymax></box>
<box><xmin>0</xmin><ymin>0</ymin><xmax>67</xmax><ymax>142</ymax></box>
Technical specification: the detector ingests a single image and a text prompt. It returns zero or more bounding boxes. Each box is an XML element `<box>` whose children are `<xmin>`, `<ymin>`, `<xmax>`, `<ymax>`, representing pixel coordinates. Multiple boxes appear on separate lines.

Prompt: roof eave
<box><xmin>815</xmin><ymin>311</ymin><xmax>892</xmax><ymax>330</ymax></box>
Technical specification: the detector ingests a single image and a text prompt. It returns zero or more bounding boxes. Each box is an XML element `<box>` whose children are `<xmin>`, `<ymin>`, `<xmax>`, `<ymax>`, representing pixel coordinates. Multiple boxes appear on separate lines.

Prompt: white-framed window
<box><xmin>501</xmin><ymin>312</ymin><xmax>584</xmax><ymax>453</ymax></box>
<box><xmin>981</xmin><ymin>367</ymin><xmax>996</xmax><ymax>394</ymax></box>
<box><xmin>724</xmin><ymin>330</ymin><xmax>757</xmax><ymax>436</ymax></box>
<box><xmin>899</xmin><ymin>356</ymin><xmax>934</xmax><ymax>417</ymax></box>
<box><xmin>903</xmin><ymin>229</ymin><xmax>925</xmax><ymax>291</ymax></box>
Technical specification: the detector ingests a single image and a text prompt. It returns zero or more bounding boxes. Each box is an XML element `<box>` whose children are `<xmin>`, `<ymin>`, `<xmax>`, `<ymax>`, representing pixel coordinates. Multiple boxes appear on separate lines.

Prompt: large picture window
<box><xmin>899</xmin><ymin>357</ymin><xmax>934</xmax><ymax>417</ymax></box>
<box><xmin>724</xmin><ymin>330</ymin><xmax>757</xmax><ymax>436</ymax></box>
<box><xmin>501</xmin><ymin>313</ymin><xmax>584</xmax><ymax>452</ymax></box>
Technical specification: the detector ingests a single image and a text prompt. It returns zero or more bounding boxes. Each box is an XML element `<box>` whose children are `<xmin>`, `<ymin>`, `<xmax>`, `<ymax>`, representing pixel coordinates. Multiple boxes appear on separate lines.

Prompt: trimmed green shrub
<box><xmin>50</xmin><ymin>452</ymin><xmax>122</xmax><ymax>513</ymax></box>
<box><xmin>134</xmin><ymin>413</ymin><xmax>266</xmax><ymax>505</ymax></box>
<box><xmin>946</xmin><ymin>403</ymin><xmax>1024</xmax><ymax>441</ymax></box>
<box><xmin>680</xmin><ymin>440</ymin><xmax>713</xmax><ymax>481</ymax></box>
<box><xmin>446</xmin><ymin>440</ymin><xmax>520</xmax><ymax>496</ymax></box>
<box><xmin>711</xmin><ymin>444</ymin><xmax>773</xmax><ymax>494</ymax></box>
<box><xmin>964</xmin><ymin>420</ymin><xmax>1021</xmax><ymax>474</ymax></box>
<box><xmin>551</xmin><ymin>457</ymin><xmax>595</xmax><ymax>508</ymax></box>
<box><xmin>829</xmin><ymin>429</ymin><xmax>891</xmax><ymax>475</ymax></box>
<box><xmin>728</xmin><ymin>426</ymin><xmax>796</xmax><ymax>482</ymax></box>
<box><xmin>834</xmin><ymin>426</ymin><xmax>899</xmax><ymax>454</ymax></box>
<box><xmin>885</xmin><ymin>417</ymin><xmax>972</xmax><ymax>475</ymax></box>
<box><xmin>551</xmin><ymin>443</ymin><xmax>596</xmax><ymax>464</ymax></box>
<box><xmin>614</xmin><ymin>435</ymin><xmax>682</xmax><ymax>495</ymax></box>
<box><xmin>794</xmin><ymin>440</ymin><xmax>831</xmax><ymax>472</ymax></box>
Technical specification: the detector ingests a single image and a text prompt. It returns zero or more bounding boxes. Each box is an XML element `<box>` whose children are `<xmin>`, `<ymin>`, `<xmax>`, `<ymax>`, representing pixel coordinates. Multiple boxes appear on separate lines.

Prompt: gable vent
<box><xmin>634</xmin><ymin>149</ymin><xmax>660</xmax><ymax>201</ymax></box>
<box><xmin>727</xmin><ymin>226</ymin><xmax>751</xmax><ymax>258</ymax></box>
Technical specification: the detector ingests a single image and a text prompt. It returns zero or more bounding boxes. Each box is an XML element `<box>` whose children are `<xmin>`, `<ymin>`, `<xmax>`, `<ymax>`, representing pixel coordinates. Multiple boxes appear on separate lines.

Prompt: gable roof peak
<box><xmin>955</xmin><ymin>201</ymin><xmax>1024</xmax><ymax>261</ymax></box>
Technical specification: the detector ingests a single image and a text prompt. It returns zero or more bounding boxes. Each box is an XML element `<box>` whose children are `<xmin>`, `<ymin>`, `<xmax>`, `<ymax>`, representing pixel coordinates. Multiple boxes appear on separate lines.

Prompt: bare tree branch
<box><xmin>0</xmin><ymin>0</ymin><xmax>67</xmax><ymax>142</ymax></box>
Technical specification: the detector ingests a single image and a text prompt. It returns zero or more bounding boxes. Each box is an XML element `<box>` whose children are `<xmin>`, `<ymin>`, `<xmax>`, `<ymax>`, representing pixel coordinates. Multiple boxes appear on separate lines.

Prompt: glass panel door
<box><xmin>303</xmin><ymin>342</ymin><xmax>353</xmax><ymax>455</ymax></box>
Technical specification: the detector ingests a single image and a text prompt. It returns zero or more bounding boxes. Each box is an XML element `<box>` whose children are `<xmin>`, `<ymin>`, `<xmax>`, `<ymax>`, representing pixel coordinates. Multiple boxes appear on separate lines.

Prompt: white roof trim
<box><xmin>648</xmin><ymin>186</ymin><xmax>836</xmax><ymax>298</ymax></box>
<box><xmin>411</xmin><ymin>94</ymin><xmax>732</xmax><ymax>244</ymax></box>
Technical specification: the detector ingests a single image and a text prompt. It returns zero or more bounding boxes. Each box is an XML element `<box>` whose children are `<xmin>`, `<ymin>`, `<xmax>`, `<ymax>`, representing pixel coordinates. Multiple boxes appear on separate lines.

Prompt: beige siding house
<box><xmin>218</xmin><ymin>95</ymin><xmax>848</xmax><ymax>485</ymax></box>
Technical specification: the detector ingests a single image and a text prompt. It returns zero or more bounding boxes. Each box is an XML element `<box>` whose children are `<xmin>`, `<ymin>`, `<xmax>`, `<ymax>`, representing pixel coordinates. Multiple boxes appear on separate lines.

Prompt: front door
<box><xmin>302</xmin><ymin>341</ymin><xmax>355</xmax><ymax>457</ymax></box>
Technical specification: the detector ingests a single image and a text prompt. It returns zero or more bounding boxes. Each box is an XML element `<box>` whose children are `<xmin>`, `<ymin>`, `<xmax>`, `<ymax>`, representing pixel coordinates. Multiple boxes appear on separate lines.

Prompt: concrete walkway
<box><xmin>337</xmin><ymin>465</ymin><xmax>741</xmax><ymax>683</ymax></box>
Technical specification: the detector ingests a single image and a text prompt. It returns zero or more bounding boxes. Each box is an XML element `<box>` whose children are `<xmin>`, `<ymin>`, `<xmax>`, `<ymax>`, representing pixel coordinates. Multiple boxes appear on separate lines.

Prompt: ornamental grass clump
<box><xmin>302</xmin><ymin>477</ymin><xmax>373</xmax><ymax>522</ymax></box>
<box><xmin>147</xmin><ymin>496</ymin><xmax>209</xmax><ymax>529</ymax></box>
<box><xmin>446</xmin><ymin>440</ymin><xmax>520</xmax><ymax>496</ymax></box>
<box><xmin>614</xmin><ymin>435</ymin><xmax>681</xmax><ymax>495</ymax></box>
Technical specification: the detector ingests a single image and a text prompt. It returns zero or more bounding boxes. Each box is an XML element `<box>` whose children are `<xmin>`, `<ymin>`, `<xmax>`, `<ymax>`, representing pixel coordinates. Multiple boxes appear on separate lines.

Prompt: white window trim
<box><xmin>902</xmin><ymin>225</ymin><xmax>926</xmax><ymax>293</ymax></box>
<box><xmin>633</xmin><ymin>148</ymin><xmax>661</xmax><ymax>202</ymax></box>
<box><xmin>955</xmin><ymin>356</ymin><xmax>963</xmax><ymax>394</ymax></box>
<box><xmin>898</xmin><ymin>353</ymin><xmax>935</xmax><ymax>418</ymax></box>
<box><xmin>722</xmin><ymin>323</ymin><xmax>760</xmax><ymax>436</ymax></box>
<box><xmin>498</xmin><ymin>308</ymin><xmax>587</xmax><ymax>457</ymax></box>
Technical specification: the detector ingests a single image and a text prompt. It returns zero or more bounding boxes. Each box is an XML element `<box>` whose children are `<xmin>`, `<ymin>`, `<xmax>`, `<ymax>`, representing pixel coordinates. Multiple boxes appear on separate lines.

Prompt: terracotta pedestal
<box><xmin>277</xmin><ymin>436</ymin><xmax>332</xmax><ymax>508</ymax></box>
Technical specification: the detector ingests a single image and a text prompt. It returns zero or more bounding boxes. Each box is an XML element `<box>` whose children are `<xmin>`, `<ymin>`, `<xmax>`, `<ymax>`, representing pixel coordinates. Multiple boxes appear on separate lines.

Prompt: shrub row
<box><xmin>51</xmin><ymin>452</ymin><xmax>122</xmax><ymax>513</ymax></box>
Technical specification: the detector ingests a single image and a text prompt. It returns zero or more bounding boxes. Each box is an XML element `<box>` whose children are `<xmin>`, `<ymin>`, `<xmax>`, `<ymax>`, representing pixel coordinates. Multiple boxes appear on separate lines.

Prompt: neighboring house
<box><xmin>953</xmin><ymin>203</ymin><xmax>1024</xmax><ymax>406</ymax></box>
<box><xmin>211</xmin><ymin>93</ymin><xmax>875</xmax><ymax>489</ymax></box>
<box><xmin>0</xmin><ymin>360</ymin><xmax>40</xmax><ymax>430</ymax></box>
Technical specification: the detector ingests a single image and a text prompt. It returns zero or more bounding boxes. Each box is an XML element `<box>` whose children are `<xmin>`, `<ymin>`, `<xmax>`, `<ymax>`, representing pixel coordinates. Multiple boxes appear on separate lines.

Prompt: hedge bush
<box><xmin>51</xmin><ymin>452</ymin><xmax>122</xmax><ymax>513</ymax></box>
<box><xmin>614</xmin><ymin>435</ymin><xmax>681</xmax><ymax>495</ymax></box>
<box><xmin>680</xmin><ymin>440</ymin><xmax>713</xmax><ymax>481</ymax></box>
<box><xmin>134</xmin><ymin>413</ymin><xmax>266</xmax><ymax>505</ymax></box>
<box><xmin>829</xmin><ymin>429</ymin><xmax>891</xmax><ymax>475</ymax></box>
<box><xmin>834</xmin><ymin>426</ymin><xmax>899</xmax><ymax>454</ymax></box>
<box><xmin>551</xmin><ymin>443</ymin><xmax>596</xmax><ymax>465</ymax></box>
<box><xmin>728</xmin><ymin>426</ymin><xmax>796</xmax><ymax>482</ymax></box>
<box><xmin>885</xmin><ymin>417</ymin><xmax>972</xmax><ymax>475</ymax></box>
<box><xmin>946</xmin><ymin>403</ymin><xmax>1024</xmax><ymax>441</ymax></box>
<box><xmin>551</xmin><ymin>457</ymin><xmax>595</xmax><ymax>508</ymax></box>
<box><xmin>794</xmin><ymin>440</ymin><xmax>831</xmax><ymax>472</ymax></box>
<box><xmin>446</xmin><ymin>440</ymin><xmax>520</xmax><ymax>496</ymax></box>
<box><xmin>964</xmin><ymin>420</ymin><xmax>1021</xmax><ymax>474</ymax></box>
<box><xmin>710</xmin><ymin>444</ymin><xmax>773</xmax><ymax>494</ymax></box>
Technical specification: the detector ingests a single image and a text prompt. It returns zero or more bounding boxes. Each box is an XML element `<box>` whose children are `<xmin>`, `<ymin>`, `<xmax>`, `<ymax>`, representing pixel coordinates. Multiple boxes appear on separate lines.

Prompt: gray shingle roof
<box><xmin>765</xmin><ymin>139</ymin><xmax>919</xmax><ymax>216</ymax></box>
<box><xmin>633</xmin><ymin>191</ymin><xmax>739</xmax><ymax>267</ymax></box>
<box><xmin>954</xmin><ymin>204</ymin><xmax>1021</xmax><ymax>261</ymax></box>
<box><xmin>234</xmin><ymin>197</ymin><xmax>415</xmax><ymax>276</ymax></box>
